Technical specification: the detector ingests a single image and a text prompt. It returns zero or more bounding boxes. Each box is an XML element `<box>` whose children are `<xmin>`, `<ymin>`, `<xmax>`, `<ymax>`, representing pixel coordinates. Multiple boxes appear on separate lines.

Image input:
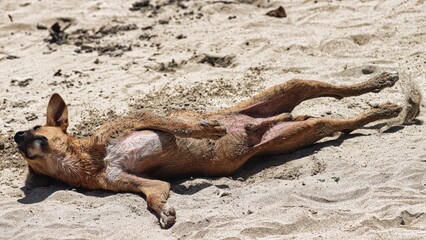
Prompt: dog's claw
<box><xmin>244</xmin><ymin>123</ymin><xmax>257</xmax><ymax>132</ymax></box>
<box><xmin>197</xmin><ymin>119</ymin><xmax>227</xmax><ymax>139</ymax></box>
<box><xmin>369</xmin><ymin>72</ymin><xmax>399</xmax><ymax>93</ymax></box>
<box><xmin>159</xmin><ymin>204</ymin><xmax>176</xmax><ymax>229</ymax></box>
<box><xmin>369</xmin><ymin>102</ymin><xmax>402</xmax><ymax>118</ymax></box>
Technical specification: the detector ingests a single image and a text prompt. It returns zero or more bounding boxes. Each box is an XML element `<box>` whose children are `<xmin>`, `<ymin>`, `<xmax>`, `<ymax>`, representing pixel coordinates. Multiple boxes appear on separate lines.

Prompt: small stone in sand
<box><xmin>176</xmin><ymin>34</ymin><xmax>186</xmax><ymax>39</ymax></box>
<box><xmin>332</xmin><ymin>176</ymin><xmax>340</xmax><ymax>183</ymax></box>
<box><xmin>266</xmin><ymin>6</ymin><xmax>287</xmax><ymax>18</ymax></box>
<box><xmin>362</xmin><ymin>65</ymin><xmax>375</xmax><ymax>74</ymax></box>
<box><xmin>36</xmin><ymin>23</ymin><xmax>47</xmax><ymax>30</ymax></box>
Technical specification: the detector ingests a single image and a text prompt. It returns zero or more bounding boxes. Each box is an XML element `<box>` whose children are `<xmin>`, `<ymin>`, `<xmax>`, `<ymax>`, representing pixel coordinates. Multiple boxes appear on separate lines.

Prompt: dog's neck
<box><xmin>45</xmin><ymin>122</ymin><xmax>136</xmax><ymax>188</ymax></box>
<box><xmin>46</xmin><ymin>136</ymin><xmax>107</xmax><ymax>189</ymax></box>
<box><xmin>72</xmin><ymin>136</ymin><xmax>108</xmax><ymax>163</ymax></box>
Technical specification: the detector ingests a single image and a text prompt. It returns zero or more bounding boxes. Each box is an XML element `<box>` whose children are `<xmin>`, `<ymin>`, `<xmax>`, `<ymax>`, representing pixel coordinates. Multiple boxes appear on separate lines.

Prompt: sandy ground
<box><xmin>0</xmin><ymin>0</ymin><xmax>425</xmax><ymax>239</ymax></box>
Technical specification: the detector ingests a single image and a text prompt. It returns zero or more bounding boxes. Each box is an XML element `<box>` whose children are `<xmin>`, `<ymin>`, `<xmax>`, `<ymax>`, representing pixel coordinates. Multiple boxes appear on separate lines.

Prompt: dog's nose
<box><xmin>14</xmin><ymin>131</ymin><xmax>27</xmax><ymax>144</ymax></box>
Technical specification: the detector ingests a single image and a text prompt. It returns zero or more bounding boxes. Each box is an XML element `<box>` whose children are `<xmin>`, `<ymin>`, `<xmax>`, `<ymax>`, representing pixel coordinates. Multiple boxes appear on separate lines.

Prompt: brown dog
<box><xmin>15</xmin><ymin>72</ymin><xmax>410</xmax><ymax>228</ymax></box>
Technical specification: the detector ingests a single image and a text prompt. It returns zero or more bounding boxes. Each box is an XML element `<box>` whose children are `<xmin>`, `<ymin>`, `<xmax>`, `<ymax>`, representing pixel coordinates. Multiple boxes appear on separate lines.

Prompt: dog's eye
<box><xmin>33</xmin><ymin>125</ymin><xmax>41</xmax><ymax>131</ymax></box>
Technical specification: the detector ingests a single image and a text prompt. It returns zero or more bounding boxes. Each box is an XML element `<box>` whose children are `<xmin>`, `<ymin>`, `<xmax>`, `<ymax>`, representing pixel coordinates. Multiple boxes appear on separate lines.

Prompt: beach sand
<box><xmin>0</xmin><ymin>0</ymin><xmax>425</xmax><ymax>239</ymax></box>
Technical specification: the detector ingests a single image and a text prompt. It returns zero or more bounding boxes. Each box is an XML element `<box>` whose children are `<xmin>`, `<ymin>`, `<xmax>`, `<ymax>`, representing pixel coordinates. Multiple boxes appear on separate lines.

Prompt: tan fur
<box><xmin>15</xmin><ymin>72</ymin><xmax>415</xmax><ymax>229</ymax></box>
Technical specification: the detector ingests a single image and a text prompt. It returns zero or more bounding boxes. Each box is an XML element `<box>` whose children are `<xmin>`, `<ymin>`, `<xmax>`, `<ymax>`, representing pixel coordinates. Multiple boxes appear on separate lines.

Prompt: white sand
<box><xmin>0</xmin><ymin>0</ymin><xmax>425</xmax><ymax>239</ymax></box>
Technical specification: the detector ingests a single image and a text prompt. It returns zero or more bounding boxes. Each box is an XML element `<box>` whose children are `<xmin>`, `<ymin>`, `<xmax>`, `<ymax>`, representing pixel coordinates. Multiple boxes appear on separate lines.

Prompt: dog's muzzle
<box><xmin>14</xmin><ymin>131</ymin><xmax>48</xmax><ymax>160</ymax></box>
<box><xmin>14</xmin><ymin>131</ymin><xmax>28</xmax><ymax>145</ymax></box>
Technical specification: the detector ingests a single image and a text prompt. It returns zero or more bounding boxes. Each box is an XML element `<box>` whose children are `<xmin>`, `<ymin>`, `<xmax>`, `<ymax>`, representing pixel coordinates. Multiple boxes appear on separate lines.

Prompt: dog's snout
<box><xmin>14</xmin><ymin>131</ymin><xmax>27</xmax><ymax>144</ymax></box>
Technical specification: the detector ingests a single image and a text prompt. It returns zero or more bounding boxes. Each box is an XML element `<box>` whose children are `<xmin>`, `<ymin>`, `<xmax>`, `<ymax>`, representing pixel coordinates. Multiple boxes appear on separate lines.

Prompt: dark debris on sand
<box><xmin>129</xmin><ymin>0</ymin><xmax>152</xmax><ymax>11</ymax></box>
<box><xmin>46</xmin><ymin>22</ymin><xmax>71</xmax><ymax>44</ymax></box>
<box><xmin>266</xmin><ymin>6</ymin><xmax>287</xmax><ymax>18</ymax></box>
<box><xmin>44</xmin><ymin>21</ymin><xmax>138</xmax><ymax>57</ymax></box>
<box><xmin>198</xmin><ymin>54</ymin><xmax>236</xmax><ymax>68</ymax></box>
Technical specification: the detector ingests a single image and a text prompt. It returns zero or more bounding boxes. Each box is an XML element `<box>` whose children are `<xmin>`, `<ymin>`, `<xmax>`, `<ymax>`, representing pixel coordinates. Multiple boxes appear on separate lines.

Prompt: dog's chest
<box><xmin>104</xmin><ymin>131</ymin><xmax>175</xmax><ymax>170</ymax></box>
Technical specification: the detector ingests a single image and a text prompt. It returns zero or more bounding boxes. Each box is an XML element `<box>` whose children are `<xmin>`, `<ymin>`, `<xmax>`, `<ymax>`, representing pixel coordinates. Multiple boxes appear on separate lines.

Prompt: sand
<box><xmin>0</xmin><ymin>0</ymin><xmax>425</xmax><ymax>239</ymax></box>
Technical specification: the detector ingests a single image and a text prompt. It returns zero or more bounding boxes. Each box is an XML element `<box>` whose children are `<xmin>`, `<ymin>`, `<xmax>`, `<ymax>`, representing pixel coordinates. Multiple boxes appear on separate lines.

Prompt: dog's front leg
<box><xmin>96</xmin><ymin>111</ymin><xmax>227</xmax><ymax>142</ymax></box>
<box><xmin>165</xmin><ymin>118</ymin><xmax>226</xmax><ymax>140</ymax></box>
<box><xmin>105</xmin><ymin>170</ymin><xmax>175</xmax><ymax>229</ymax></box>
<box><xmin>132</xmin><ymin>111</ymin><xmax>227</xmax><ymax>139</ymax></box>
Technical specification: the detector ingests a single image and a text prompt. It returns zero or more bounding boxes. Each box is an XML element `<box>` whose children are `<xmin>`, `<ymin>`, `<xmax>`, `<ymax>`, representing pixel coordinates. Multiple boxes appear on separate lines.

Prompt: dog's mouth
<box><xmin>17</xmin><ymin>146</ymin><xmax>36</xmax><ymax>160</ymax></box>
<box><xmin>15</xmin><ymin>131</ymin><xmax>48</xmax><ymax>160</ymax></box>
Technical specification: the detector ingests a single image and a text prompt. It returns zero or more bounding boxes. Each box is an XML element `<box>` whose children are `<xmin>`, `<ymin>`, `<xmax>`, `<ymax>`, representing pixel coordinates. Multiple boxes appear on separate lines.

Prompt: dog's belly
<box><xmin>104</xmin><ymin>130</ymin><xmax>177</xmax><ymax>174</ymax></box>
<box><xmin>103</xmin><ymin>115</ymin><xmax>256</xmax><ymax>179</ymax></box>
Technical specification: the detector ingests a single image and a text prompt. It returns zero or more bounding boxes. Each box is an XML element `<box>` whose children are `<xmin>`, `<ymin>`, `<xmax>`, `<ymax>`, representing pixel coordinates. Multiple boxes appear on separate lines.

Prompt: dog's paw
<box><xmin>197</xmin><ymin>119</ymin><xmax>227</xmax><ymax>139</ymax></box>
<box><xmin>244</xmin><ymin>123</ymin><xmax>257</xmax><ymax>132</ymax></box>
<box><xmin>159</xmin><ymin>204</ymin><xmax>176</xmax><ymax>229</ymax></box>
<box><xmin>369</xmin><ymin>71</ymin><xmax>399</xmax><ymax>93</ymax></box>
<box><xmin>371</xmin><ymin>102</ymin><xmax>402</xmax><ymax>118</ymax></box>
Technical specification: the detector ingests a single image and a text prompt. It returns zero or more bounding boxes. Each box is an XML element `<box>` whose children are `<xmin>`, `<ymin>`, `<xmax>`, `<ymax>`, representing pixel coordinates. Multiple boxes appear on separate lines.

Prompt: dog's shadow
<box><xmin>18</xmin><ymin>183</ymin><xmax>116</xmax><ymax>204</ymax></box>
<box><xmin>231</xmin><ymin>133</ymin><xmax>363</xmax><ymax>180</ymax></box>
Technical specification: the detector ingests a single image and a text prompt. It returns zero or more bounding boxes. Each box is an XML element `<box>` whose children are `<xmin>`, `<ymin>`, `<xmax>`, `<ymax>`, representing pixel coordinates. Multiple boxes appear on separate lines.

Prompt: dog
<box><xmin>15</xmin><ymin>72</ymin><xmax>415</xmax><ymax>229</ymax></box>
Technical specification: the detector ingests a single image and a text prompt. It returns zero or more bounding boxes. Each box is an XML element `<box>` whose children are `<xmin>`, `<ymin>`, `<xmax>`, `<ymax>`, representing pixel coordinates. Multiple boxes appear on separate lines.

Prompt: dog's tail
<box><xmin>381</xmin><ymin>73</ymin><xmax>423</xmax><ymax>132</ymax></box>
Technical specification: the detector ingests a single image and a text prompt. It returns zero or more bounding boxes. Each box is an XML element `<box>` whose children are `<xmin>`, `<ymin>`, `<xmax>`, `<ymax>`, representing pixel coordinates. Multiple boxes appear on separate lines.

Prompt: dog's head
<box><xmin>14</xmin><ymin>94</ymin><xmax>71</xmax><ymax>173</ymax></box>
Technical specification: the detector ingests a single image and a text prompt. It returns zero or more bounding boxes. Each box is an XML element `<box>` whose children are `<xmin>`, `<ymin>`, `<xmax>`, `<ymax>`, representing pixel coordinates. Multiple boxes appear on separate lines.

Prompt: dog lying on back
<box><xmin>14</xmin><ymin>72</ymin><xmax>418</xmax><ymax>228</ymax></box>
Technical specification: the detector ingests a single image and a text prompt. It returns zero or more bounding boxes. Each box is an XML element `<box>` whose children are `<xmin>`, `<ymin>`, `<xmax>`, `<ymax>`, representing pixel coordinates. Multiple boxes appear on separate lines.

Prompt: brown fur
<box><xmin>15</xmin><ymin>72</ymin><xmax>412</xmax><ymax>229</ymax></box>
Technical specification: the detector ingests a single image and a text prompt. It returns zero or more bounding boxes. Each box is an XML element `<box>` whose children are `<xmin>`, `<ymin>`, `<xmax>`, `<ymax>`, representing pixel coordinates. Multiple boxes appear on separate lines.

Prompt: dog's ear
<box><xmin>46</xmin><ymin>93</ymin><xmax>69</xmax><ymax>132</ymax></box>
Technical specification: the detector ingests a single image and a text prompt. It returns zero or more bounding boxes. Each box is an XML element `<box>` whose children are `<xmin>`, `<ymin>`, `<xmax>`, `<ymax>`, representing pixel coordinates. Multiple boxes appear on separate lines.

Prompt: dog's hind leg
<box><xmin>227</xmin><ymin>72</ymin><xmax>399</xmax><ymax>117</ymax></box>
<box><xmin>105</xmin><ymin>171</ymin><xmax>175</xmax><ymax>229</ymax></box>
<box><xmin>253</xmin><ymin>103</ymin><xmax>402</xmax><ymax>155</ymax></box>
